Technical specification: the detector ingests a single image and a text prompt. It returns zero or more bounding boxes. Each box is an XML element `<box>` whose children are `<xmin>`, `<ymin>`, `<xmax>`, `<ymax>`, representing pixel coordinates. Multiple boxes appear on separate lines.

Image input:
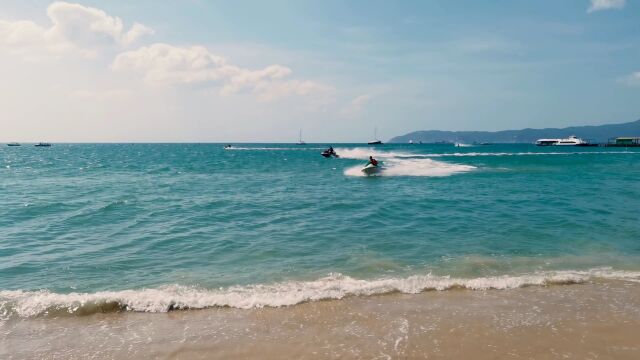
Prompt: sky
<box><xmin>0</xmin><ymin>0</ymin><xmax>639</xmax><ymax>142</ymax></box>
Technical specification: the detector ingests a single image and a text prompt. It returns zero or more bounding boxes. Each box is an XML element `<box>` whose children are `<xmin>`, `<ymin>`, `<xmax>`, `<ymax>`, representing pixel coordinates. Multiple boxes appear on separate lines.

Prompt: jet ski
<box><xmin>361</xmin><ymin>163</ymin><xmax>379</xmax><ymax>175</ymax></box>
<box><xmin>321</xmin><ymin>148</ymin><xmax>339</xmax><ymax>158</ymax></box>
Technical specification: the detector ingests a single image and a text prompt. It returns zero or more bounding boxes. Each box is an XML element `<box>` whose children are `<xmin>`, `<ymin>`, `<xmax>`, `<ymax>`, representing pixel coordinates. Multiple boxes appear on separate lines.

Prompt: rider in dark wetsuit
<box><xmin>324</xmin><ymin>146</ymin><xmax>336</xmax><ymax>156</ymax></box>
<box><xmin>367</xmin><ymin>156</ymin><xmax>378</xmax><ymax>166</ymax></box>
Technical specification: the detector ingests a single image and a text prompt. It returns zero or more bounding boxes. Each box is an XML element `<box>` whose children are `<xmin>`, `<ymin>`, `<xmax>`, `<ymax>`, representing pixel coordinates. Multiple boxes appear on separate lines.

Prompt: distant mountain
<box><xmin>390</xmin><ymin>119</ymin><xmax>640</xmax><ymax>144</ymax></box>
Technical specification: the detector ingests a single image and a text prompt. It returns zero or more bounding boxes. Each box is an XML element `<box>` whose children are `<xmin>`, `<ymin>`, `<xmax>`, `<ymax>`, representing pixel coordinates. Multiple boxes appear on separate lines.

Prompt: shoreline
<box><xmin>3</xmin><ymin>280</ymin><xmax>640</xmax><ymax>359</ymax></box>
<box><xmin>3</xmin><ymin>267</ymin><xmax>640</xmax><ymax>317</ymax></box>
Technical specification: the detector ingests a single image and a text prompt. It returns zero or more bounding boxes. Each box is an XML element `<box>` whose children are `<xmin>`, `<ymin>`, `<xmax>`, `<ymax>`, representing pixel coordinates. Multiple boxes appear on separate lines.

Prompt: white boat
<box><xmin>368</xmin><ymin>127</ymin><xmax>383</xmax><ymax>145</ymax></box>
<box><xmin>296</xmin><ymin>129</ymin><xmax>306</xmax><ymax>145</ymax></box>
<box><xmin>361</xmin><ymin>163</ymin><xmax>379</xmax><ymax>175</ymax></box>
<box><xmin>535</xmin><ymin>135</ymin><xmax>586</xmax><ymax>146</ymax></box>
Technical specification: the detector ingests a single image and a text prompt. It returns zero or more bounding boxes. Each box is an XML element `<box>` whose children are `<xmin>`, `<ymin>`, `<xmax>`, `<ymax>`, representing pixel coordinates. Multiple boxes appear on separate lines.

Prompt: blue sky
<box><xmin>1</xmin><ymin>0</ymin><xmax>638</xmax><ymax>142</ymax></box>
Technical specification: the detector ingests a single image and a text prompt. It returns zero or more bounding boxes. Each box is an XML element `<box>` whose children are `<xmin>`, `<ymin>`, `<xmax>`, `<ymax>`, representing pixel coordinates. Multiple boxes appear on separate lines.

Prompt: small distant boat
<box><xmin>409</xmin><ymin>140</ymin><xmax>414</xmax><ymax>144</ymax></box>
<box><xmin>368</xmin><ymin>127</ymin><xmax>383</xmax><ymax>145</ymax></box>
<box><xmin>455</xmin><ymin>142</ymin><xmax>471</xmax><ymax>147</ymax></box>
<box><xmin>296</xmin><ymin>129</ymin><xmax>306</xmax><ymax>145</ymax></box>
<box><xmin>7</xmin><ymin>142</ymin><xmax>20</xmax><ymax>146</ymax></box>
<box><xmin>35</xmin><ymin>142</ymin><xmax>51</xmax><ymax>147</ymax></box>
<box><xmin>223</xmin><ymin>144</ymin><xmax>233</xmax><ymax>149</ymax></box>
<box><xmin>536</xmin><ymin>135</ymin><xmax>586</xmax><ymax>146</ymax></box>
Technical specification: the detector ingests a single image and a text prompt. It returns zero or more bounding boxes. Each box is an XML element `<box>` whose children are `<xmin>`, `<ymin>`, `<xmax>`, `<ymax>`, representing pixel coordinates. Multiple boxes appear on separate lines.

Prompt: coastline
<box><xmin>3</xmin><ymin>280</ymin><xmax>640</xmax><ymax>359</ymax></box>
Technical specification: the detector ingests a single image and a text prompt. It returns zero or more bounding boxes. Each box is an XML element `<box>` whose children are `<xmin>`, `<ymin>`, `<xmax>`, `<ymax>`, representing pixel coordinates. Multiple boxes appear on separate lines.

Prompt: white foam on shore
<box><xmin>2</xmin><ymin>268</ymin><xmax>639</xmax><ymax>318</ymax></box>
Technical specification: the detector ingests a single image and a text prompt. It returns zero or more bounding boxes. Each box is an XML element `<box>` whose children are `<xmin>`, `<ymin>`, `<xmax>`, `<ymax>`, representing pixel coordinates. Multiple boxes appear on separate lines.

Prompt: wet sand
<box><xmin>3</xmin><ymin>280</ymin><xmax>640</xmax><ymax>359</ymax></box>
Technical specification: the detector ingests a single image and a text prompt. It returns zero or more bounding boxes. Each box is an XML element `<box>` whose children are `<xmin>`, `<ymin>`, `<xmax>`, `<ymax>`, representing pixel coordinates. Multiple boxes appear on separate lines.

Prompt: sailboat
<box><xmin>296</xmin><ymin>129</ymin><xmax>306</xmax><ymax>145</ymax></box>
<box><xmin>368</xmin><ymin>127</ymin><xmax>382</xmax><ymax>145</ymax></box>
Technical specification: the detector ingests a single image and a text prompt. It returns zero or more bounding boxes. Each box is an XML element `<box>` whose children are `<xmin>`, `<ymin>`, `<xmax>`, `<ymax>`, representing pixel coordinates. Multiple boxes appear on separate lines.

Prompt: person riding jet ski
<box><xmin>321</xmin><ymin>146</ymin><xmax>338</xmax><ymax>158</ymax></box>
<box><xmin>361</xmin><ymin>155</ymin><xmax>380</xmax><ymax>175</ymax></box>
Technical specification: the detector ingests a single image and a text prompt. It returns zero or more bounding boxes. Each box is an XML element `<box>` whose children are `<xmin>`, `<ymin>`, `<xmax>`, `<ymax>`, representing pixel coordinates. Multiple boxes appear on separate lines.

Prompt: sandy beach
<box><xmin>3</xmin><ymin>280</ymin><xmax>639</xmax><ymax>359</ymax></box>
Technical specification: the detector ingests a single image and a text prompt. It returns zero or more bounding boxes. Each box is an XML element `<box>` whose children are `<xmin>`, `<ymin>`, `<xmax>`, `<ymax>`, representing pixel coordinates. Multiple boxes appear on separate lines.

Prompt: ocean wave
<box><xmin>2</xmin><ymin>268</ymin><xmax>639</xmax><ymax>318</ymax></box>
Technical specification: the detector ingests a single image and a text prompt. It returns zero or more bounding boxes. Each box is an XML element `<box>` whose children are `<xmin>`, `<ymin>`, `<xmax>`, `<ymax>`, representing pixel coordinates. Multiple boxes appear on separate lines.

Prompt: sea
<box><xmin>1</xmin><ymin>143</ymin><xmax>640</xmax><ymax>318</ymax></box>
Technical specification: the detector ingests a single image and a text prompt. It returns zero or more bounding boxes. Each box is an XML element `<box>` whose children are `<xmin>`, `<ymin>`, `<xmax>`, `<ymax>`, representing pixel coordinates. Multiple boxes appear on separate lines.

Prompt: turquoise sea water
<box><xmin>1</xmin><ymin>143</ymin><xmax>640</xmax><ymax>315</ymax></box>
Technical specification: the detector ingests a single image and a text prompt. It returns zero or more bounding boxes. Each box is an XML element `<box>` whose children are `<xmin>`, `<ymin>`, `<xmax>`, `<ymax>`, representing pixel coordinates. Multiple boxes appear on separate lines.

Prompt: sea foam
<box><xmin>2</xmin><ymin>268</ymin><xmax>639</xmax><ymax>318</ymax></box>
<box><xmin>337</xmin><ymin>148</ymin><xmax>475</xmax><ymax>177</ymax></box>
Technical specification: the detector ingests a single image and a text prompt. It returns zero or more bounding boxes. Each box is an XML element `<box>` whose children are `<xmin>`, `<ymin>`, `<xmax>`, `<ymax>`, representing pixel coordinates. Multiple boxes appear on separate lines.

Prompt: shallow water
<box><xmin>1</xmin><ymin>143</ymin><xmax>640</xmax><ymax>316</ymax></box>
<box><xmin>4</xmin><ymin>282</ymin><xmax>640</xmax><ymax>359</ymax></box>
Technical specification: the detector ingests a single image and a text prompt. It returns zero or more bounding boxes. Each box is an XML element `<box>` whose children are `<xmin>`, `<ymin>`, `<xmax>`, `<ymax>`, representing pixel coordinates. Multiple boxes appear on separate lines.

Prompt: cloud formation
<box><xmin>622</xmin><ymin>71</ymin><xmax>640</xmax><ymax>86</ymax></box>
<box><xmin>1</xmin><ymin>2</ymin><xmax>329</xmax><ymax>102</ymax></box>
<box><xmin>112</xmin><ymin>43</ymin><xmax>331</xmax><ymax>101</ymax></box>
<box><xmin>587</xmin><ymin>0</ymin><xmax>626</xmax><ymax>13</ymax></box>
<box><xmin>0</xmin><ymin>1</ymin><xmax>153</xmax><ymax>56</ymax></box>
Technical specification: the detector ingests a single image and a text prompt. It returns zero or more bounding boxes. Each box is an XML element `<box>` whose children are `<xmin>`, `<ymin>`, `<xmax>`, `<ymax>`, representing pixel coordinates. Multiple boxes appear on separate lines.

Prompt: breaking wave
<box><xmin>2</xmin><ymin>268</ymin><xmax>639</xmax><ymax>318</ymax></box>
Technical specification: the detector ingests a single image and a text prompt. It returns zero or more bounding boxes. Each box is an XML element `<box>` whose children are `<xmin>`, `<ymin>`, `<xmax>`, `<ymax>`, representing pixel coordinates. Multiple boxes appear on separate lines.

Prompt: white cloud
<box><xmin>588</xmin><ymin>0</ymin><xmax>626</xmax><ymax>13</ymax></box>
<box><xmin>621</xmin><ymin>71</ymin><xmax>640</xmax><ymax>86</ymax></box>
<box><xmin>0</xmin><ymin>1</ymin><xmax>153</xmax><ymax>57</ymax></box>
<box><xmin>0</xmin><ymin>20</ymin><xmax>53</xmax><ymax>56</ymax></box>
<box><xmin>121</xmin><ymin>23</ymin><xmax>155</xmax><ymax>46</ymax></box>
<box><xmin>0</xmin><ymin>20</ymin><xmax>47</xmax><ymax>47</ymax></box>
<box><xmin>111</xmin><ymin>43</ymin><xmax>332</xmax><ymax>101</ymax></box>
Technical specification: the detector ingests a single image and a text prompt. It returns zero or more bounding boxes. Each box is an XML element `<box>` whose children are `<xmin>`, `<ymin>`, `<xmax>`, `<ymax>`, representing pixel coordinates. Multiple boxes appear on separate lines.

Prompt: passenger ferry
<box><xmin>536</xmin><ymin>135</ymin><xmax>586</xmax><ymax>146</ymax></box>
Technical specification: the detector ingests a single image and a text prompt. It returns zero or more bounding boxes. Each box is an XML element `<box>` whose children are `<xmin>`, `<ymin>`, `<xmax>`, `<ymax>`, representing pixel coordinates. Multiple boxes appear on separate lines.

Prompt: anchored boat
<box><xmin>296</xmin><ymin>129</ymin><xmax>306</xmax><ymax>145</ymax></box>
<box><xmin>368</xmin><ymin>127</ymin><xmax>383</xmax><ymax>145</ymax></box>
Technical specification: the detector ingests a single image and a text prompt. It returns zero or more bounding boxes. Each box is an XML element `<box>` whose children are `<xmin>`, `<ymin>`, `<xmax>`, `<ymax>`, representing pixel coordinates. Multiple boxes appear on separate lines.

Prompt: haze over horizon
<box><xmin>1</xmin><ymin>0</ymin><xmax>639</xmax><ymax>143</ymax></box>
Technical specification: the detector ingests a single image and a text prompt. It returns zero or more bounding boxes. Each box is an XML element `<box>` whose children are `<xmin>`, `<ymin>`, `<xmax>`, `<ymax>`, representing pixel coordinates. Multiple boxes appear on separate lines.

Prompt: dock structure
<box><xmin>605</xmin><ymin>137</ymin><xmax>640</xmax><ymax>147</ymax></box>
